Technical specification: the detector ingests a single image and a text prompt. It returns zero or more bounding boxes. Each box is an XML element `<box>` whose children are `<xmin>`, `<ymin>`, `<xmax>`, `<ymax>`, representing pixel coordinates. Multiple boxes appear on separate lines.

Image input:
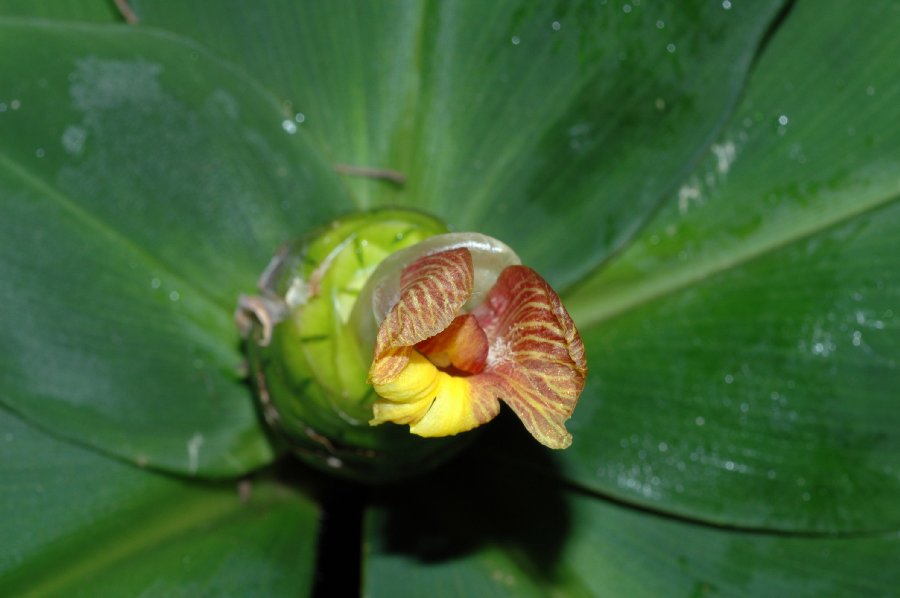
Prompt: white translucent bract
<box><xmin>351</xmin><ymin>233</ymin><xmax>521</xmax><ymax>352</ymax></box>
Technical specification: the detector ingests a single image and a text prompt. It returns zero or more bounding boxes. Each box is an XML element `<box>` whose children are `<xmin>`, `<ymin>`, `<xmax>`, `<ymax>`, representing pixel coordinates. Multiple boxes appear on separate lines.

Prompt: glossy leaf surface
<box><xmin>0</xmin><ymin>0</ymin><xmax>898</xmax><ymax>595</ymax></box>
<box><xmin>0</xmin><ymin>20</ymin><xmax>352</xmax><ymax>475</ymax></box>
<box><xmin>559</xmin><ymin>0</ymin><xmax>900</xmax><ymax>531</ymax></box>
<box><xmin>365</xmin><ymin>456</ymin><xmax>900</xmax><ymax>597</ymax></box>
<box><xmin>127</xmin><ymin>0</ymin><xmax>785</xmax><ymax>287</ymax></box>
<box><xmin>0</xmin><ymin>408</ymin><xmax>319</xmax><ymax>596</ymax></box>
<box><xmin>0</xmin><ymin>0</ymin><xmax>118</xmax><ymax>22</ymax></box>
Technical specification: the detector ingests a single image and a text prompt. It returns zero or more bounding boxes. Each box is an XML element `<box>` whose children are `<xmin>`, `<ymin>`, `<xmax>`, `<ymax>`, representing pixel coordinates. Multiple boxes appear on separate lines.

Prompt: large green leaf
<box><xmin>2</xmin><ymin>1</ymin><xmax>898</xmax><ymax>596</ymax></box>
<box><xmin>126</xmin><ymin>0</ymin><xmax>785</xmax><ymax>287</ymax></box>
<box><xmin>0</xmin><ymin>407</ymin><xmax>319</xmax><ymax>596</ymax></box>
<box><xmin>557</xmin><ymin>0</ymin><xmax>900</xmax><ymax>531</ymax></box>
<box><xmin>0</xmin><ymin>0</ymin><xmax>118</xmax><ymax>22</ymax></box>
<box><xmin>0</xmin><ymin>19</ymin><xmax>352</xmax><ymax>476</ymax></box>
<box><xmin>364</xmin><ymin>455</ymin><xmax>900</xmax><ymax>597</ymax></box>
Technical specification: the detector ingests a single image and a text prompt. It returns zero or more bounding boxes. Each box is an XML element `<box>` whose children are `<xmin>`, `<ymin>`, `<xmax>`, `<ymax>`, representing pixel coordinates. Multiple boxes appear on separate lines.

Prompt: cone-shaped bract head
<box><xmin>244</xmin><ymin>215</ymin><xmax>587</xmax><ymax>483</ymax></box>
<box><xmin>243</xmin><ymin>210</ymin><xmax>469</xmax><ymax>482</ymax></box>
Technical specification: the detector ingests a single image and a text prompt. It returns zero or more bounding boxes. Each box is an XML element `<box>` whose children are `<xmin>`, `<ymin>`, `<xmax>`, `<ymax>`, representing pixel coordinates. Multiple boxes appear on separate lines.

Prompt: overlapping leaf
<box><xmin>0</xmin><ymin>0</ymin><xmax>118</xmax><ymax>22</ymax></box>
<box><xmin>0</xmin><ymin>0</ymin><xmax>898</xmax><ymax>595</ymax></box>
<box><xmin>561</xmin><ymin>0</ymin><xmax>900</xmax><ymax>531</ymax></box>
<box><xmin>0</xmin><ymin>408</ymin><xmax>319</xmax><ymax>595</ymax></box>
<box><xmin>0</xmin><ymin>20</ymin><xmax>352</xmax><ymax>475</ymax></box>
<box><xmin>126</xmin><ymin>0</ymin><xmax>785</xmax><ymax>287</ymax></box>
<box><xmin>364</xmin><ymin>453</ymin><xmax>900</xmax><ymax>596</ymax></box>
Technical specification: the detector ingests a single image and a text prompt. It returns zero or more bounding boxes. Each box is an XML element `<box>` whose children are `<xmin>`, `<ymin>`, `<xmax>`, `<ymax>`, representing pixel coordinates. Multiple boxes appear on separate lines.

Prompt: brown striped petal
<box><xmin>470</xmin><ymin>266</ymin><xmax>587</xmax><ymax>449</ymax></box>
<box><xmin>369</xmin><ymin>248</ymin><xmax>474</xmax><ymax>385</ymax></box>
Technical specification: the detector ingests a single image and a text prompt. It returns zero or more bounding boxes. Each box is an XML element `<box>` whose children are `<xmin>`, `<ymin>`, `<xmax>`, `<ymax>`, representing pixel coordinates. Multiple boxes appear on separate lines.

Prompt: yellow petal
<box><xmin>370</xmin><ymin>397</ymin><xmax>434</xmax><ymax>426</ymax></box>
<box><xmin>371</xmin><ymin>350</ymin><xmax>440</xmax><ymax>404</ymax></box>
<box><xmin>410</xmin><ymin>374</ymin><xmax>483</xmax><ymax>437</ymax></box>
<box><xmin>369</xmin><ymin>350</ymin><xmax>501</xmax><ymax>436</ymax></box>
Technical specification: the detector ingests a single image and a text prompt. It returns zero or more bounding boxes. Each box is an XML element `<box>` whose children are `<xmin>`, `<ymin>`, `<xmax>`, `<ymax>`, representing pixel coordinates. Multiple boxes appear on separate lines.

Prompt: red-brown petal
<box><xmin>369</xmin><ymin>248</ymin><xmax>474</xmax><ymax>385</ymax></box>
<box><xmin>470</xmin><ymin>266</ymin><xmax>587</xmax><ymax>449</ymax></box>
<box><xmin>416</xmin><ymin>314</ymin><xmax>489</xmax><ymax>374</ymax></box>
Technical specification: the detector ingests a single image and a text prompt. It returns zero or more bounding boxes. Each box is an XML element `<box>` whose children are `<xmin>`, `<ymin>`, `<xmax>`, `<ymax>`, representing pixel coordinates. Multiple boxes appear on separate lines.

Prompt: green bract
<box><xmin>244</xmin><ymin>209</ymin><xmax>470</xmax><ymax>480</ymax></box>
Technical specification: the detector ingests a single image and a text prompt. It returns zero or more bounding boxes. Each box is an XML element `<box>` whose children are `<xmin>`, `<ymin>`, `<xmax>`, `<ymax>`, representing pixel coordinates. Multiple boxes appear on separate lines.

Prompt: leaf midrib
<box><xmin>12</xmin><ymin>485</ymin><xmax>243</xmax><ymax>596</ymax></box>
<box><xmin>0</xmin><ymin>153</ymin><xmax>229</xmax><ymax>319</ymax></box>
<box><xmin>567</xmin><ymin>185</ymin><xmax>900</xmax><ymax>331</ymax></box>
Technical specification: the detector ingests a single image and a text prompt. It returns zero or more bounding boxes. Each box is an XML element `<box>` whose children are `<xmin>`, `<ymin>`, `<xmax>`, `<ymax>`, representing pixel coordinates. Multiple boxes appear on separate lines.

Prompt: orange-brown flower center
<box><xmin>415</xmin><ymin>314</ymin><xmax>489</xmax><ymax>375</ymax></box>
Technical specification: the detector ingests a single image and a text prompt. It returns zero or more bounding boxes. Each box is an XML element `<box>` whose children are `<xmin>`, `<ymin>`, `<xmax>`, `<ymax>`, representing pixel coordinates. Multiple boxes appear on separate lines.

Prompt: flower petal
<box><xmin>410</xmin><ymin>374</ymin><xmax>500</xmax><ymax>437</ymax></box>
<box><xmin>370</xmin><ymin>349</ymin><xmax>440</xmax><ymax>404</ymax></box>
<box><xmin>370</xmin><ymin>395</ymin><xmax>435</xmax><ymax>426</ymax></box>
<box><xmin>369</xmin><ymin>350</ymin><xmax>439</xmax><ymax>426</ymax></box>
<box><xmin>416</xmin><ymin>314</ymin><xmax>489</xmax><ymax>374</ymax></box>
<box><xmin>369</xmin><ymin>351</ymin><xmax>500</xmax><ymax>436</ymax></box>
<box><xmin>369</xmin><ymin>248</ymin><xmax>474</xmax><ymax>384</ymax></box>
<box><xmin>471</xmin><ymin>266</ymin><xmax>588</xmax><ymax>449</ymax></box>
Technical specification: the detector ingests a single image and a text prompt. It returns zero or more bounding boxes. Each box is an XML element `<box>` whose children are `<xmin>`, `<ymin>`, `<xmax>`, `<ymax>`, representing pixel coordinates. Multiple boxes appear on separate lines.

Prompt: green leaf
<box><xmin>0</xmin><ymin>0</ymin><xmax>119</xmax><ymax>22</ymax></box>
<box><xmin>364</xmin><ymin>456</ymin><xmax>900</xmax><ymax>597</ymax></box>
<box><xmin>126</xmin><ymin>0</ymin><xmax>785</xmax><ymax>286</ymax></box>
<box><xmin>0</xmin><ymin>19</ymin><xmax>353</xmax><ymax>476</ymax></box>
<box><xmin>2</xmin><ymin>1</ymin><xmax>898</xmax><ymax>595</ymax></box>
<box><xmin>559</xmin><ymin>0</ymin><xmax>900</xmax><ymax>531</ymax></box>
<box><xmin>0</xmin><ymin>407</ymin><xmax>319</xmax><ymax>596</ymax></box>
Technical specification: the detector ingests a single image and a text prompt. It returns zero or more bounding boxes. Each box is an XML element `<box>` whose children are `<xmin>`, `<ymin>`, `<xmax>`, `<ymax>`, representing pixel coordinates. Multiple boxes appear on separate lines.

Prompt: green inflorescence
<box><xmin>247</xmin><ymin>209</ymin><xmax>470</xmax><ymax>481</ymax></box>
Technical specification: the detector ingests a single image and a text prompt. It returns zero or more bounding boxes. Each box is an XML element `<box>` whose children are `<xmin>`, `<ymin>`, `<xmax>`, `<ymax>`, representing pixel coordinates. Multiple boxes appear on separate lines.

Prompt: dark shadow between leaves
<box><xmin>367</xmin><ymin>410</ymin><xmax>573</xmax><ymax>584</ymax></box>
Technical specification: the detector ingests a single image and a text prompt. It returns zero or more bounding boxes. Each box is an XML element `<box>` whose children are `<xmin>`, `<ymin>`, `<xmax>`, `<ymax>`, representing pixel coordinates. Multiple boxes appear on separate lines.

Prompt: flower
<box><xmin>367</xmin><ymin>245</ymin><xmax>587</xmax><ymax>449</ymax></box>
